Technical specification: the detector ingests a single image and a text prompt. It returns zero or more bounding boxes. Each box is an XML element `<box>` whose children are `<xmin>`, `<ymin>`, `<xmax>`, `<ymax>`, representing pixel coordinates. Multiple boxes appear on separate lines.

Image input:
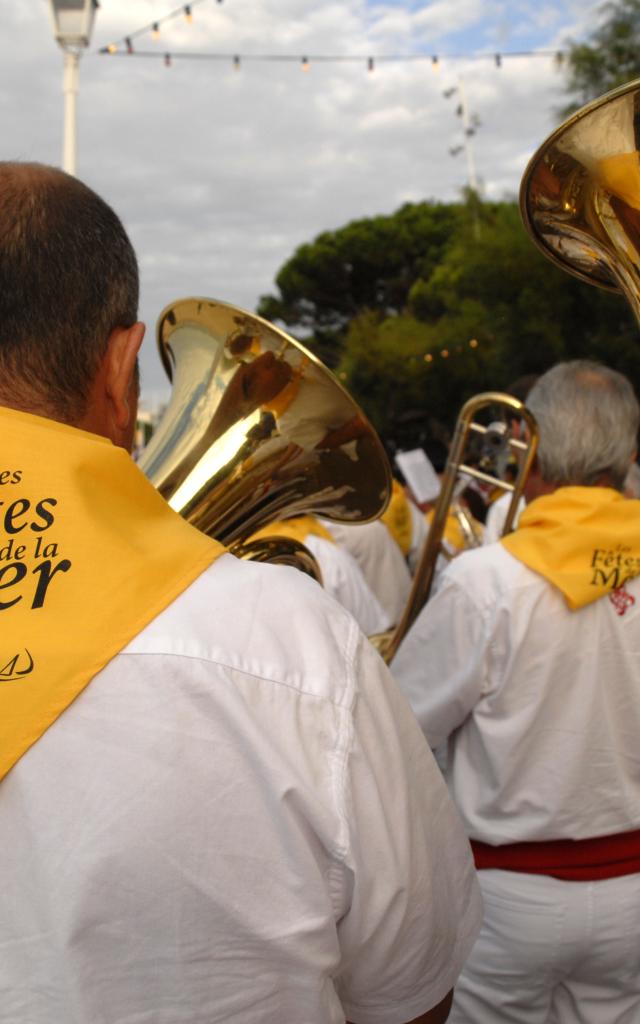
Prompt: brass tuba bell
<box><xmin>520</xmin><ymin>77</ymin><xmax>640</xmax><ymax>320</ymax></box>
<box><xmin>138</xmin><ymin>298</ymin><xmax>391</xmax><ymax>559</ymax></box>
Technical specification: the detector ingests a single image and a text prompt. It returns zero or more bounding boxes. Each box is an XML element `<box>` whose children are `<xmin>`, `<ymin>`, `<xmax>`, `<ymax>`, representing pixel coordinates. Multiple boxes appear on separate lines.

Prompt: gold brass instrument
<box><xmin>138</xmin><ymin>298</ymin><xmax>392</xmax><ymax>568</ymax></box>
<box><xmin>381</xmin><ymin>79</ymin><xmax>640</xmax><ymax>663</ymax></box>
<box><xmin>449</xmin><ymin>500</ymin><xmax>484</xmax><ymax>552</ymax></box>
<box><xmin>231</xmin><ymin>536</ymin><xmax>323</xmax><ymax>581</ymax></box>
<box><xmin>375</xmin><ymin>392</ymin><xmax>538</xmax><ymax>663</ymax></box>
<box><xmin>520</xmin><ymin>78</ymin><xmax>640</xmax><ymax>316</ymax></box>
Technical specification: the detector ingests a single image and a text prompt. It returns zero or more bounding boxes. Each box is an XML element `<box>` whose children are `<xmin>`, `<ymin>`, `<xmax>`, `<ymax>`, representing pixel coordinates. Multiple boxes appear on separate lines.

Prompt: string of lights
<box><xmin>98</xmin><ymin>1</ymin><xmax>564</xmax><ymax>72</ymax></box>
<box><xmin>98</xmin><ymin>45</ymin><xmax>564</xmax><ymax>69</ymax></box>
<box><xmin>103</xmin><ymin>0</ymin><xmax>223</xmax><ymax>54</ymax></box>
<box><xmin>335</xmin><ymin>339</ymin><xmax>481</xmax><ymax>383</ymax></box>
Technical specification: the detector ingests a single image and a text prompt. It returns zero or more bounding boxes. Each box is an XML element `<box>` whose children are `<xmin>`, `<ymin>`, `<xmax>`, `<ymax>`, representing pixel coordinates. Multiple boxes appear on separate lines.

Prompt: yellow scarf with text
<box><xmin>501</xmin><ymin>486</ymin><xmax>640</xmax><ymax>609</ymax></box>
<box><xmin>0</xmin><ymin>407</ymin><xmax>225</xmax><ymax>781</ymax></box>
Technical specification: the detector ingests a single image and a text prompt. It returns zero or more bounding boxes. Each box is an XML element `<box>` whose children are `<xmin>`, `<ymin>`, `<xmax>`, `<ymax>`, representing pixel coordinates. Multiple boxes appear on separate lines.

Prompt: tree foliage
<box><xmin>256</xmin><ymin>3</ymin><xmax>640</xmax><ymax>451</ymax></box>
<box><xmin>334</xmin><ymin>201</ymin><xmax>639</xmax><ymax>446</ymax></box>
<box><xmin>257</xmin><ymin>202</ymin><xmax>462</xmax><ymax>367</ymax></box>
<box><xmin>561</xmin><ymin>0</ymin><xmax>640</xmax><ymax>114</ymax></box>
<box><xmin>259</xmin><ymin>196</ymin><xmax>640</xmax><ymax>449</ymax></box>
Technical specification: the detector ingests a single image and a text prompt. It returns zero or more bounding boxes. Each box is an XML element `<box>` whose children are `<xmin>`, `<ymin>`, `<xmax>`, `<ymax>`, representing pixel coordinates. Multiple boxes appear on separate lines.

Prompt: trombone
<box><xmin>374</xmin><ymin>392</ymin><xmax>538</xmax><ymax>663</ymax></box>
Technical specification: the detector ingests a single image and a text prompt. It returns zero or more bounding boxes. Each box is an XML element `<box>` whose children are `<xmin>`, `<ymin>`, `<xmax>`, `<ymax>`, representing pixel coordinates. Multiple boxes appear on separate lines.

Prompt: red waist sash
<box><xmin>471</xmin><ymin>828</ymin><xmax>640</xmax><ymax>881</ymax></box>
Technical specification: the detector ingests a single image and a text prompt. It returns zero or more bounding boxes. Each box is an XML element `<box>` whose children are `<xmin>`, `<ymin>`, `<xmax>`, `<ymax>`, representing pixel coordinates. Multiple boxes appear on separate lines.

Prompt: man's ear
<box><xmin>104</xmin><ymin>322</ymin><xmax>145</xmax><ymax>434</ymax></box>
<box><xmin>523</xmin><ymin>454</ymin><xmax>542</xmax><ymax>502</ymax></box>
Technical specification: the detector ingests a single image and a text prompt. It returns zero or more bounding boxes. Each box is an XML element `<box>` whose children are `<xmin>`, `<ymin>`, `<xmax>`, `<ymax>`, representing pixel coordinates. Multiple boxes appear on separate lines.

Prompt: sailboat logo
<box><xmin>0</xmin><ymin>649</ymin><xmax>34</xmax><ymax>682</ymax></box>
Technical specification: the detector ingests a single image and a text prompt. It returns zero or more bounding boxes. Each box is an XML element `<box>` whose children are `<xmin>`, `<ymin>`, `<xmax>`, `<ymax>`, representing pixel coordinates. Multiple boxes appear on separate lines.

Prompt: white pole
<box><xmin>62</xmin><ymin>50</ymin><xmax>80</xmax><ymax>176</ymax></box>
<box><xmin>457</xmin><ymin>77</ymin><xmax>478</xmax><ymax>193</ymax></box>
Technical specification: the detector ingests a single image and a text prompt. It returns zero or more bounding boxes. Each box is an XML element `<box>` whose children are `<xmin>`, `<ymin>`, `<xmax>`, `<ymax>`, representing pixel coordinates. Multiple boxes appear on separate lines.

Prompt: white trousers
<box><xmin>449</xmin><ymin>869</ymin><xmax>640</xmax><ymax>1024</ymax></box>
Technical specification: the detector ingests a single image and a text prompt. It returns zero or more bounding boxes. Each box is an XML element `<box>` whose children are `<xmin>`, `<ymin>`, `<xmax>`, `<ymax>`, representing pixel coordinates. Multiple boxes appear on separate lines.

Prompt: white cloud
<box><xmin>0</xmin><ymin>0</ymin><xmax>604</xmax><ymax>402</ymax></box>
<box><xmin>412</xmin><ymin>0</ymin><xmax>490</xmax><ymax>38</ymax></box>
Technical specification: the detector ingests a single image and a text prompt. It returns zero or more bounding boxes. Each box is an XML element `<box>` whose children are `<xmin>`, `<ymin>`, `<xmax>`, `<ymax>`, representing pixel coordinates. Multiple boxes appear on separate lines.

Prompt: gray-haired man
<box><xmin>392</xmin><ymin>360</ymin><xmax>640</xmax><ymax>1024</ymax></box>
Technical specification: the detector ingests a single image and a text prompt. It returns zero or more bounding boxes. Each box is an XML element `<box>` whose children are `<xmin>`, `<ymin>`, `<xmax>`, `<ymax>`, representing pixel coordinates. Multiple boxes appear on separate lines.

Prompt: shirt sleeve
<box><xmin>334</xmin><ymin>634</ymin><xmax>482</xmax><ymax>1024</ymax></box>
<box><xmin>389</xmin><ymin>570</ymin><xmax>489</xmax><ymax>748</ymax></box>
<box><xmin>307</xmin><ymin>535</ymin><xmax>391</xmax><ymax>635</ymax></box>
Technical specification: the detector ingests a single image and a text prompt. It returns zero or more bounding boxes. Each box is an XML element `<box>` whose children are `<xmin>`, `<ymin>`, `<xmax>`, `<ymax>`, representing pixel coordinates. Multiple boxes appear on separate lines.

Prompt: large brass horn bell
<box><xmin>138</xmin><ymin>298</ymin><xmax>391</xmax><ymax>549</ymax></box>
<box><xmin>520</xmin><ymin>77</ymin><xmax>640</xmax><ymax>320</ymax></box>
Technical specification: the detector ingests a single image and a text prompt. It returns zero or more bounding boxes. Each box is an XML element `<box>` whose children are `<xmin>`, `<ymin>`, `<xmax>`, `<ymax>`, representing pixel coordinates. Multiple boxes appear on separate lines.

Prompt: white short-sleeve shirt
<box><xmin>0</xmin><ymin>554</ymin><xmax>481</xmax><ymax>1024</ymax></box>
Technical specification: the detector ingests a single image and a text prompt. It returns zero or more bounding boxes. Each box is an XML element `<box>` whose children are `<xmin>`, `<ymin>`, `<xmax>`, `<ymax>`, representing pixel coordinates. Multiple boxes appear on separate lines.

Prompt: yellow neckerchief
<box><xmin>501</xmin><ymin>486</ymin><xmax>640</xmax><ymax>609</ymax></box>
<box><xmin>487</xmin><ymin>485</ymin><xmax>505</xmax><ymax>506</ymax></box>
<box><xmin>0</xmin><ymin>406</ymin><xmax>225</xmax><ymax>781</ymax></box>
<box><xmin>248</xmin><ymin>514</ymin><xmax>334</xmax><ymax>546</ymax></box>
<box><xmin>425</xmin><ymin>507</ymin><xmax>471</xmax><ymax>553</ymax></box>
<box><xmin>381</xmin><ymin>479</ymin><xmax>413</xmax><ymax>555</ymax></box>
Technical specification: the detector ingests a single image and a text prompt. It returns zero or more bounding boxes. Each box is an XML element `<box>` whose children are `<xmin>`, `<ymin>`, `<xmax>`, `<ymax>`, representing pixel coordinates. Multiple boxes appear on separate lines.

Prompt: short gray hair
<box><xmin>526</xmin><ymin>360</ymin><xmax>639</xmax><ymax>490</ymax></box>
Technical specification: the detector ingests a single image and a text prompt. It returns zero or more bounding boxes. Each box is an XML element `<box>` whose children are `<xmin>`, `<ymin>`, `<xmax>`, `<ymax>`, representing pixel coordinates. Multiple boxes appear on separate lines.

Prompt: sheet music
<box><xmin>395</xmin><ymin>448</ymin><xmax>441</xmax><ymax>504</ymax></box>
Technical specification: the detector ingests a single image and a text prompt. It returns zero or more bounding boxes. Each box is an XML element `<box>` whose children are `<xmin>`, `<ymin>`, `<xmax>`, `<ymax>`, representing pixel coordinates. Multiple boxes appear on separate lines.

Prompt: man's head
<box><xmin>526</xmin><ymin>360</ymin><xmax>639</xmax><ymax>496</ymax></box>
<box><xmin>0</xmin><ymin>162</ymin><xmax>144</xmax><ymax>447</ymax></box>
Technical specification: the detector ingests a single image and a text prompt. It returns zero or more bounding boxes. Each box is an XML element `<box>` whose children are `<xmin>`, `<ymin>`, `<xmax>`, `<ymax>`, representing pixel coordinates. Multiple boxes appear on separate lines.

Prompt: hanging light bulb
<box><xmin>431</xmin><ymin>55</ymin><xmax>439</xmax><ymax>70</ymax></box>
<box><xmin>301</xmin><ymin>56</ymin><xmax>310</xmax><ymax>72</ymax></box>
<box><xmin>152</xmin><ymin>22</ymin><xmax>160</xmax><ymax>40</ymax></box>
<box><xmin>233</xmin><ymin>54</ymin><xmax>241</xmax><ymax>70</ymax></box>
<box><xmin>107</xmin><ymin>42</ymin><xmax>117</xmax><ymax>54</ymax></box>
<box><xmin>184</xmin><ymin>5</ymin><xmax>193</xmax><ymax>23</ymax></box>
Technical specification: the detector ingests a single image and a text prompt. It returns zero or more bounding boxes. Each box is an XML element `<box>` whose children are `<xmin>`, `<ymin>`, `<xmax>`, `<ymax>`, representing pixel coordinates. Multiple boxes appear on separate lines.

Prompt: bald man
<box><xmin>0</xmin><ymin>163</ymin><xmax>480</xmax><ymax>1024</ymax></box>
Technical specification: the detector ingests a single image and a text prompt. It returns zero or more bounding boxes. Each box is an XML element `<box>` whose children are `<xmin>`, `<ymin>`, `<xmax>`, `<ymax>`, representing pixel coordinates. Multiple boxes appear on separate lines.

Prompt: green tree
<box><xmin>334</xmin><ymin>201</ymin><xmax>640</xmax><ymax>447</ymax></box>
<box><xmin>257</xmin><ymin>202</ymin><xmax>462</xmax><ymax>367</ymax></box>
<box><xmin>561</xmin><ymin>0</ymin><xmax>640</xmax><ymax>113</ymax></box>
<box><xmin>258</xmin><ymin>187</ymin><xmax>640</xmax><ymax>451</ymax></box>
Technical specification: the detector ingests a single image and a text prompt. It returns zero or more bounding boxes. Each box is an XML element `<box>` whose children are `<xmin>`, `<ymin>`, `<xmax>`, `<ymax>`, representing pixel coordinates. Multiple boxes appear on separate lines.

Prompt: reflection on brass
<box><xmin>520</xmin><ymin>78</ymin><xmax>640</xmax><ymax>322</ymax></box>
<box><xmin>232</xmin><ymin>536</ymin><xmax>323</xmax><ymax>582</ymax></box>
<box><xmin>139</xmin><ymin>298</ymin><xmax>391</xmax><ymax>572</ymax></box>
<box><xmin>450</xmin><ymin>500</ymin><xmax>484</xmax><ymax>549</ymax></box>
<box><xmin>372</xmin><ymin>392</ymin><xmax>538</xmax><ymax>663</ymax></box>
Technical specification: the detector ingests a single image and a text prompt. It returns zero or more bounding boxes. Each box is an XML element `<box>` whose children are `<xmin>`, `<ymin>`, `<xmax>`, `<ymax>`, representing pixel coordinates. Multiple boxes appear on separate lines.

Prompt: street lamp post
<box><xmin>48</xmin><ymin>0</ymin><xmax>98</xmax><ymax>176</ymax></box>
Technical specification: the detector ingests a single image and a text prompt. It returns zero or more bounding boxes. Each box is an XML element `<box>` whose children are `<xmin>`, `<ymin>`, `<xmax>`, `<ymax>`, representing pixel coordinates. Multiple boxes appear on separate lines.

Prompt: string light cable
<box><xmin>97</xmin><ymin>0</ymin><xmax>567</xmax><ymax>70</ymax></box>
<box><xmin>98</xmin><ymin>5</ymin><xmax>564</xmax><ymax>72</ymax></box>
<box><xmin>101</xmin><ymin>0</ymin><xmax>223</xmax><ymax>55</ymax></box>
<box><xmin>98</xmin><ymin>44</ymin><xmax>565</xmax><ymax>68</ymax></box>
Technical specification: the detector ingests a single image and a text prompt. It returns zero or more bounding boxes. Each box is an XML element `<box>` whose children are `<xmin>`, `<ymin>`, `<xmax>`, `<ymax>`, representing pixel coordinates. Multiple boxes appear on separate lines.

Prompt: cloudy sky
<box><xmin>4</xmin><ymin>0</ymin><xmax>602</xmax><ymax>405</ymax></box>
